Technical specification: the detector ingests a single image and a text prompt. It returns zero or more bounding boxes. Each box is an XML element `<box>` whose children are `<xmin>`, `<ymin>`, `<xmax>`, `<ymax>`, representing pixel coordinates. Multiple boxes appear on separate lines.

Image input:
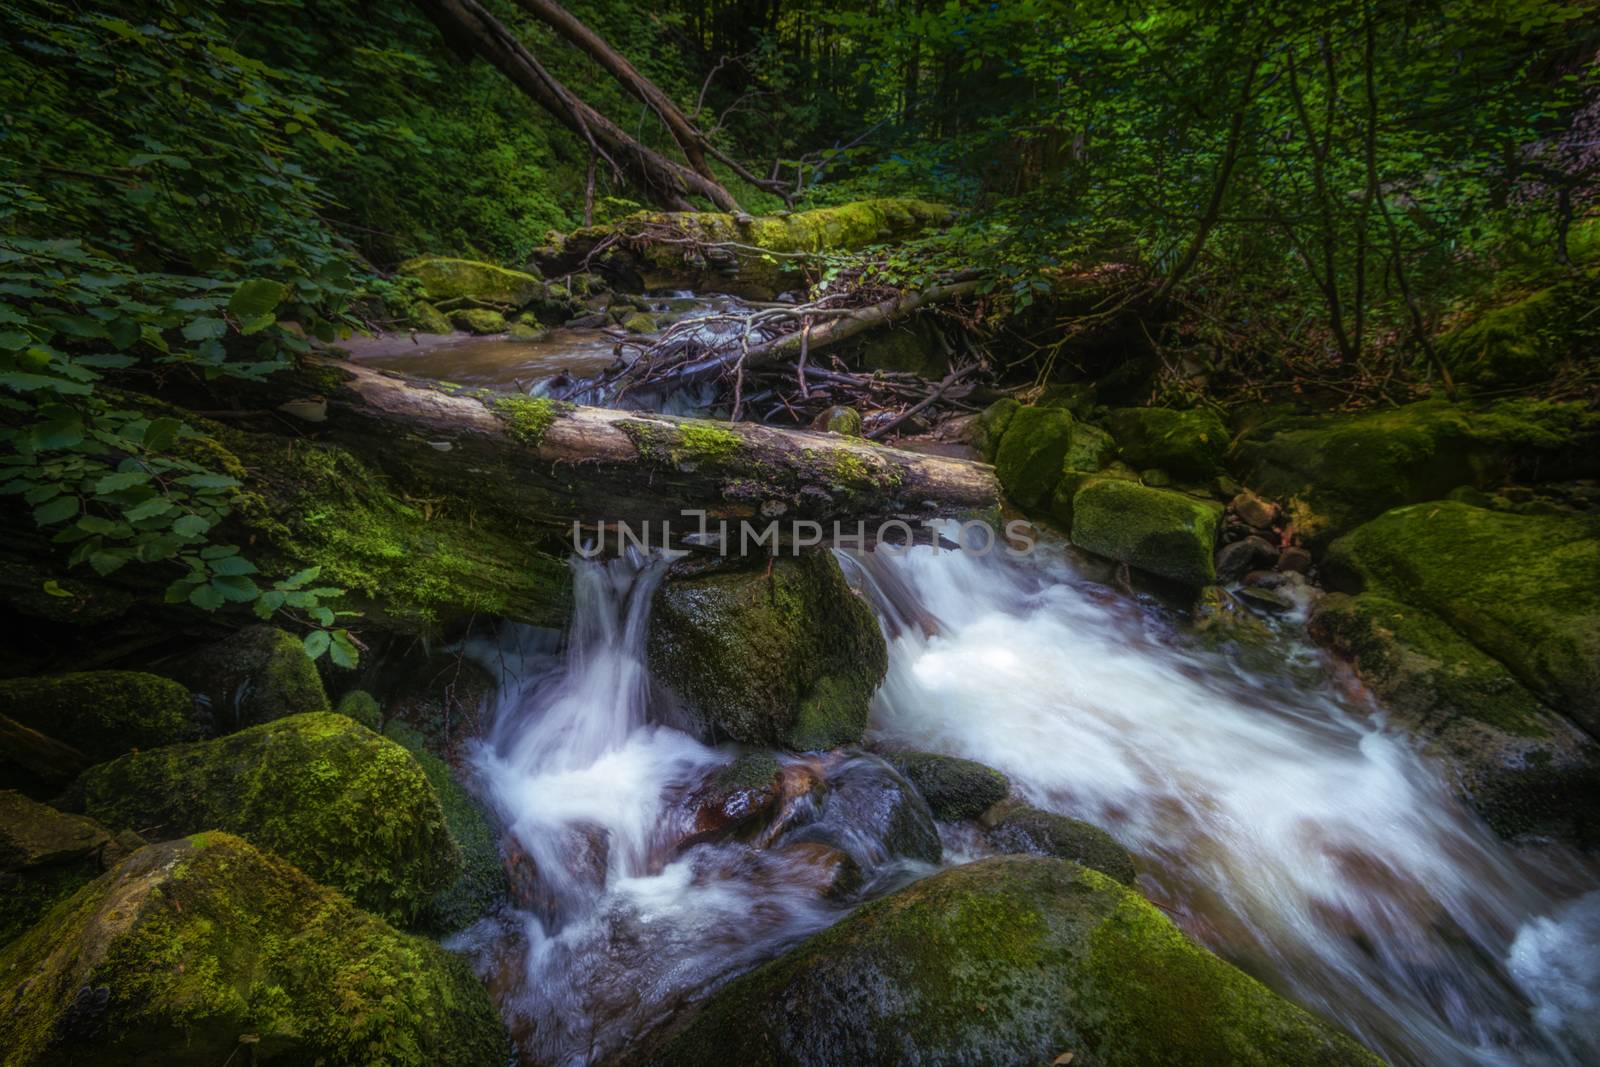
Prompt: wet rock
<box><xmin>1215</xmin><ymin>535</ymin><xmax>1278</xmax><ymax>583</ymax></box>
<box><xmin>409</xmin><ymin>299</ymin><xmax>452</xmax><ymax>334</ymax></box>
<box><xmin>753</xmin><ymin>759</ymin><xmax>829</xmax><ymax>848</ymax></box>
<box><xmin>1236</xmin><ymin>585</ymin><xmax>1295</xmax><ymax>613</ymax></box>
<box><xmin>1230</xmin><ymin>489</ymin><xmax>1277</xmax><ymax>529</ymax></box>
<box><xmin>771</xmin><ymin>841</ymin><xmax>862</xmax><ymax>899</ymax></box>
<box><xmin>811</xmin><ymin>405</ymin><xmax>863</xmax><ymax>437</ymax></box>
<box><xmin>1069</xmin><ymin>476</ymin><xmax>1223</xmax><ymax>587</ymax></box>
<box><xmin>783</xmin><ymin>754</ymin><xmax>940</xmax><ymax>866</ymax></box>
<box><xmin>508</xmin><ymin>321</ymin><xmax>550</xmax><ymax>341</ymax></box>
<box><xmin>648</xmin><ymin>856</ymin><xmax>1380</xmax><ymax>1067</ymax></box>
<box><xmin>649</xmin><ymin>553</ymin><xmax>888</xmax><ymax>751</ymax></box>
<box><xmin>568</xmin><ymin>311</ymin><xmax>608</xmax><ymax>328</ymax></box>
<box><xmin>1323</xmin><ymin>501</ymin><xmax>1600</xmax><ymax>742</ymax></box>
<box><xmin>64</xmin><ymin>712</ymin><xmax>459</xmax><ymax>925</ymax></box>
<box><xmin>1107</xmin><ymin>406</ymin><xmax>1230</xmax><ymax>481</ymax></box>
<box><xmin>984</xmin><ymin>802</ymin><xmax>1136</xmax><ymax>885</ymax></box>
<box><xmin>885</xmin><ymin>751</ymin><xmax>1009</xmax><ymax>822</ymax></box>
<box><xmin>0</xmin><ymin>833</ymin><xmax>508</xmax><ymax>1066</ymax></box>
<box><xmin>0</xmin><ymin>671</ymin><xmax>198</xmax><ymax>769</ymax></box>
<box><xmin>1190</xmin><ymin>585</ymin><xmax>1276</xmax><ymax>654</ymax></box>
<box><xmin>504</xmin><ymin>822</ymin><xmax>609</xmax><ymax>929</ymax></box>
<box><xmin>994</xmin><ymin>405</ymin><xmax>1076</xmax><ymax>509</ymax></box>
<box><xmin>621</xmin><ymin>310</ymin><xmax>657</xmax><ymax>334</ymax></box>
<box><xmin>1277</xmin><ymin>545</ymin><xmax>1313</xmax><ymax>573</ymax></box>
<box><xmin>1232</xmin><ymin>399</ymin><xmax>1598</xmax><ymax>548</ymax></box>
<box><xmin>681</xmin><ymin>753</ymin><xmax>783</xmax><ymax>847</ymax></box>
<box><xmin>159</xmin><ymin>625</ymin><xmax>326</xmax><ymax>735</ymax></box>
<box><xmin>451</xmin><ymin>307</ymin><xmax>508</xmax><ymax>334</ymax></box>
<box><xmin>1310</xmin><ymin>592</ymin><xmax>1600</xmax><ymax>843</ymax></box>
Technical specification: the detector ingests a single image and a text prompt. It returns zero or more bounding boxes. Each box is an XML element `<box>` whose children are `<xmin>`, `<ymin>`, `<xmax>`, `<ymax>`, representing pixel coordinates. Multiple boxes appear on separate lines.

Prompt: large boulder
<box><xmin>1070</xmin><ymin>476</ymin><xmax>1223</xmax><ymax>587</ymax></box>
<box><xmin>1231</xmin><ymin>399</ymin><xmax>1597</xmax><ymax>548</ymax></box>
<box><xmin>649</xmin><ymin>553</ymin><xmax>888</xmax><ymax>751</ymax></box>
<box><xmin>1107</xmin><ymin>406</ymin><xmax>1229</xmax><ymax>481</ymax></box>
<box><xmin>1310</xmin><ymin>592</ymin><xmax>1600</xmax><ymax>842</ymax></box>
<box><xmin>0</xmin><ymin>672</ymin><xmax>197</xmax><ymax>767</ymax></box>
<box><xmin>0</xmin><ymin>791</ymin><xmax>140</xmax><ymax>947</ymax></box>
<box><xmin>0</xmin><ymin>833</ymin><xmax>507</xmax><ymax>1067</ymax></box>
<box><xmin>1437</xmin><ymin>275</ymin><xmax>1596</xmax><ymax>388</ymax></box>
<box><xmin>63</xmin><ymin>712</ymin><xmax>459</xmax><ymax>925</ymax></box>
<box><xmin>993</xmin><ymin>405</ymin><xmax>1076</xmax><ymax>509</ymax></box>
<box><xmin>159</xmin><ymin>625</ymin><xmax>326</xmax><ymax>735</ymax></box>
<box><xmin>648</xmin><ymin>856</ymin><xmax>1379</xmax><ymax>1067</ymax></box>
<box><xmin>398</xmin><ymin>255</ymin><xmax>544</xmax><ymax>306</ymax></box>
<box><xmin>1322</xmin><ymin>501</ymin><xmax>1600</xmax><ymax>738</ymax></box>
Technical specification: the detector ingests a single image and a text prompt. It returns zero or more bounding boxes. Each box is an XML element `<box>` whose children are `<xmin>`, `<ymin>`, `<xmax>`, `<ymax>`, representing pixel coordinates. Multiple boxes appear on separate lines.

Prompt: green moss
<box><xmin>620</xmin><ymin>310</ymin><xmax>656</xmax><ymax>334</ymax></box>
<box><xmin>1071</xmin><ymin>477</ymin><xmax>1222</xmax><ymax>587</ymax></box>
<box><xmin>1324</xmin><ymin>501</ymin><xmax>1600</xmax><ymax>738</ymax></box>
<box><xmin>1438</xmin><ymin>274</ymin><xmax>1598</xmax><ymax>387</ymax></box>
<box><xmin>815</xmin><ymin>405</ymin><xmax>864</xmax><ymax>437</ymax></box>
<box><xmin>651</xmin><ymin>856</ymin><xmax>1378</xmax><ymax>1067</ymax></box>
<box><xmin>986</xmin><ymin>804</ymin><xmax>1136</xmax><ymax>885</ymax></box>
<box><xmin>993</xmin><ymin>405</ymin><xmax>1076</xmax><ymax>509</ymax></box>
<box><xmin>648</xmin><ymin>553</ymin><xmax>888</xmax><ymax>750</ymax></box>
<box><xmin>0</xmin><ymin>791</ymin><xmax>136</xmax><ymax>949</ymax></box>
<box><xmin>382</xmin><ymin>724</ymin><xmax>507</xmax><ymax>934</ymax></box>
<box><xmin>0</xmin><ymin>672</ymin><xmax>196</xmax><ymax>763</ymax></box>
<box><xmin>976</xmin><ymin>397</ymin><xmax>1021</xmax><ymax>461</ymax></box>
<box><xmin>161</xmin><ymin>625</ymin><xmax>325</xmax><ymax>735</ymax></box>
<box><xmin>1309</xmin><ymin>592</ymin><xmax>1600</xmax><ymax>841</ymax></box>
<box><xmin>223</xmin><ymin>430</ymin><xmax>571</xmax><ymax>631</ymax></box>
<box><xmin>1108</xmin><ymin>407</ymin><xmax>1229</xmax><ymax>481</ymax></box>
<box><xmin>409</xmin><ymin>300</ymin><xmax>452</xmax><ymax>334</ymax></box>
<box><xmin>490</xmin><ymin>394</ymin><xmax>557</xmax><ymax>447</ymax></box>
<box><xmin>450</xmin><ymin>307</ymin><xmax>507</xmax><ymax>334</ymax></box>
<box><xmin>334</xmin><ymin>689</ymin><xmax>382</xmax><ymax>731</ymax></box>
<box><xmin>507</xmin><ymin>321</ymin><xmax>548</xmax><ymax>341</ymax></box>
<box><xmin>0</xmin><ymin>833</ymin><xmax>507</xmax><ymax>1067</ymax></box>
<box><xmin>887</xmin><ymin>751</ymin><xmax>1009</xmax><ymax>821</ymax></box>
<box><xmin>1232</xmin><ymin>398</ymin><xmax>1599</xmax><ymax>547</ymax></box>
<box><xmin>399</xmin><ymin>255</ymin><xmax>544</xmax><ymax>306</ymax></box>
<box><xmin>65</xmin><ymin>712</ymin><xmax>461</xmax><ymax>925</ymax></box>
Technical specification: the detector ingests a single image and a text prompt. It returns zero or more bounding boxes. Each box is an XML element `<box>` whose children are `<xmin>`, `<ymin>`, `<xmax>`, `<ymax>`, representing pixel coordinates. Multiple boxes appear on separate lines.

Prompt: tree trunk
<box><xmin>412</xmin><ymin>0</ymin><xmax>741</xmax><ymax>212</ymax></box>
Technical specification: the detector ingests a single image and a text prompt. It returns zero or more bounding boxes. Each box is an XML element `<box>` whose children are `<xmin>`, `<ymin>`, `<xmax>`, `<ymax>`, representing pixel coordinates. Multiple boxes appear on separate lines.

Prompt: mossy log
<box><xmin>261</xmin><ymin>357</ymin><xmax>999</xmax><ymax>540</ymax></box>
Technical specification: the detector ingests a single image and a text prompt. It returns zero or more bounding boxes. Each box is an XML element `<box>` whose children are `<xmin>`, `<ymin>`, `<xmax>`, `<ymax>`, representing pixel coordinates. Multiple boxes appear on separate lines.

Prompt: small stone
<box><xmin>1277</xmin><ymin>546</ymin><xmax>1313</xmax><ymax>573</ymax></box>
<box><xmin>1230</xmin><ymin>490</ymin><xmax>1277</xmax><ymax>529</ymax></box>
<box><xmin>1215</xmin><ymin>536</ymin><xmax>1278</xmax><ymax>583</ymax></box>
<box><xmin>810</xmin><ymin>405</ymin><xmax>863</xmax><ymax>437</ymax></box>
<box><xmin>1237</xmin><ymin>585</ymin><xmax>1295</xmax><ymax>613</ymax></box>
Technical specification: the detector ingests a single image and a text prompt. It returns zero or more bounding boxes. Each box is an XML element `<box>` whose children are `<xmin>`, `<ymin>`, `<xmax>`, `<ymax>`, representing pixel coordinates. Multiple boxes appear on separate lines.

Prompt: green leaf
<box><xmin>189</xmin><ymin>582</ymin><xmax>226</xmax><ymax>611</ymax></box>
<box><xmin>142</xmin><ymin>417</ymin><xmax>182</xmax><ymax>452</ymax></box>
<box><xmin>228</xmin><ymin>278</ymin><xmax>289</xmax><ymax>320</ymax></box>
<box><xmin>276</xmin><ymin>565</ymin><xmax>321</xmax><ymax>590</ymax></box>
<box><xmin>255</xmin><ymin>589</ymin><xmax>286</xmax><ymax>619</ymax></box>
<box><xmin>329</xmin><ymin>630</ymin><xmax>359</xmax><ymax>669</ymax></box>
<box><xmin>209</xmin><ymin>554</ymin><xmax>258</xmax><ymax>576</ymax></box>
<box><xmin>176</xmin><ymin>473</ymin><xmax>240</xmax><ymax>490</ymax></box>
<box><xmin>94</xmin><ymin>470</ymin><xmax>152</xmax><ymax>493</ymax></box>
<box><xmin>181</xmin><ymin>317</ymin><xmax>228</xmax><ymax>342</ymax></box>
<box><xmin>124</xmin><ymin>496</ymin><xmax>175</xmax><ymax>522</ymax></box>
<box><xmin>211</xmin><ymin>574</ymin><xmax>260</xmax><ymax>602</ymax></box>
<box><xmin>172</xmin><ymin>514</ymin><xmax>211</xmax><ymax>537</ymax></box>
<box><xmin>89</xmin><ymin>549</ymin><xmax>130</xmax><ymax>576</ymax></box>
<box><xmin>32</xmin><ymin>496</ymin><xmax>79</xmax><ymax>525</ymax></box>
<box><xmin>309</xmin><ymin>605</ymin><xmax>334</xmax><ymax>626</ymax></box>
<box><xmin>303</xmin><ymin>629</ymin><xmax>332</xmax><ymax>660</ymax></box>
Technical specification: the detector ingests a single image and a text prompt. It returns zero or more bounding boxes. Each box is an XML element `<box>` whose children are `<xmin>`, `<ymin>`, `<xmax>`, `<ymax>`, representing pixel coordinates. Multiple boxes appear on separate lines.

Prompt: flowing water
<box><xmin>454</xmin><ymin>536</ymin><xmax>1599</xmax><ymax>1067</ymax></box>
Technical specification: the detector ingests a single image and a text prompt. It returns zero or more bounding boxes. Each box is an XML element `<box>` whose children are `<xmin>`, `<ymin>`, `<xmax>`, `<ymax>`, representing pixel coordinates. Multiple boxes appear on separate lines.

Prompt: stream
<box><xmin>364</xmin><ymin>316</ymin><xmax>1599</xmax><ymax>1066</ymax></box>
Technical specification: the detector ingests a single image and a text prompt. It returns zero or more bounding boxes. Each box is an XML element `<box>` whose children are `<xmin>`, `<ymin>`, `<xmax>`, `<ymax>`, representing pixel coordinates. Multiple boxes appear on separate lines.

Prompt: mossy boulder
<box><xmin>333</xmin><ymin>689</ymin><xmax>381</xmax><ymax>731</ymax></box>
<box><xmin>1070</xmin><ymin>477</ymin><xmax>1223</xmax><ymax>587</ymax></box>
<box><xmin>0</xmin><ymin>791</ymin><xmax>140</xmax><ymax>947</ymax></box>
<box><xmin>399</xmin><ymin>255</ymin><xmax>544</xmax><ymax>306</ymax></box>
<box><xmin>1232</xmin><ymin>399</ymin><xmax>1599</xmax><ymax>548</ymax></box>
<box><xmin>160</xmin><ymin>625</ymin><xmax>326</xmax><ymax>735</ymax></box>
<box><xmin>408</xmin><ymin>300</ymin><xmax>452</xmax><ymax>334</ymax></box>
<box><xmin>994</xmin><ymin>405</ymin><xmax>1077</xmax><ymax>509</ymax></box>
<box><xmin>649</xmin><ymin>856</ymin><xmax>1378</xmax><ymax>1067</ymax></box>
<box><xmin>0</xmin><ymin>833</ymin><xmax>507</xmax><ymax>1067</ymax></box>
<box><xmin>985</xmin><ymin>803</ymin><xmax>1137</xmax><ymax>886</ymax></box>
<box><xmin>886</xmin><ymin>751</ymin><xmax>1009</xmax><ymax>821</ymax></box>
<box><xmin>1437</xmin><ymin>275</ymin><xmax>1597</xmax><ymax>388</ymax></box>
<box><xmin>1310</xmin><ymin>592</ymin><xmax>1600</xmax><ymax>842</ymax></box>
<box><xmin>1323</xmin><ymin>501</ymin><xmax>1600</xmax><ymax>739</ymax></box>
<box><xmin>64</xmin><ymin>712</ymin><xmax>460</xmax><ymax>925</ymax></box>
<box><xmin>812</xmin><ymin>404</ymin><xmax>863</xmax><ymax>437</ymax></box>
<box><xmin>450</xmin><ymin>307</ymin><xmax>507</xmax><ymax>334</ymax></box>
<box><xmin>648</xmin><ymin>553</ymin><xmax>888</xmax><ymax>751</ymax></box>
<box><xmin>381</xmin><ymin>723</ymin><xmax>507</xmax><ymax>934</ymax></box>
<box><xmin>975</xmin><ymin>397</ymin><xmax>1020</xmax><ymax>461</ymax></box>
<box><xmin>1107</xmin><ymin>407</ymin><xmax>1229</xmax><ymax>481</ymax></box>
<box><xmin>620</xmin><ymin>310</ymin><xmax>656</xmax><ymax>334</ymax></box>
<box><xmin>0</xmin><ymin>672</ymin><xmax>197</xmax><ymax>766</ymax></box>
<box><xmin>507</xmin><ymin>321</ymin><xmax>549</xmax><ymax>341</ymax></box>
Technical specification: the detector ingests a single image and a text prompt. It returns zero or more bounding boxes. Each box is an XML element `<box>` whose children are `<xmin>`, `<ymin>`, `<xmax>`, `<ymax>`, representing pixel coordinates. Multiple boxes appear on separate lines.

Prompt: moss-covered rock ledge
<box><xmin>647</xmin><ymin>856</ymin><xmax>1380</xmax><ymax>1067</ymax></box>
<box><xmin>0</xmin><ymin>833</ymin><xmax>507</xmax><ymax>1067</ymax></box>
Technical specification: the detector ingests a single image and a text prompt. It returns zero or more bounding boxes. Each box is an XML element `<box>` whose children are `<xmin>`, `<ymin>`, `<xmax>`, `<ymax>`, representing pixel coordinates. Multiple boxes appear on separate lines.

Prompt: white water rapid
<box><xmin>455</xmin><ymin>539</ymin><xmax>1599</xmax><ymax>1067</ymax></box>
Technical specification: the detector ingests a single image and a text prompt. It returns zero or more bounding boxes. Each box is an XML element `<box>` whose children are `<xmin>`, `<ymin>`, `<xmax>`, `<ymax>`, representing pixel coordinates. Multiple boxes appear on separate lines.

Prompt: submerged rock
<box><xmin>1232</xmin><ymin>399</ymin><xmax>1598</xmax><ymax>548</ymax></box>
<box><xmin>64</xmin><ymin>711</ymin><xmax>459</xmax><ymax>925</ymax></box>
<box><xmin>1070</xmin><ymin>476</ymin><xmax>1223</xmax><ymax>587</ymax></box>
<box><xmin>1323</xmin><ymin>501</ymin><xmax>1600</xmax><ymax>738</ymax></box>
<box><xmin>0</xmin><ymin>671</ymin><xmax>197</xmax><ymax>768</ymax></box>
<box><xmin>159</xmin><ymin>625</ymin><xmax>326</xmax><ymax>735</ymax></box>
<box><xmin>1311</xmin><ymin>592</ymin><xmax>1600</xmax><ymax>842</ymax></box>
<box><xmin>648</xmin><ymin>856</ymin><xmax>1379</xmax><ymax>1067</ymax></box>
<box><xmin>1107</xmin><ymin>406</ymin><xmax>1230</xmax><ymax>481</ymax></box>
<box><xmin>0</xmin><ymin>833</ymin><xmax>507</xmax><ymax>1067</ymax></box>
<box><xmin>649</xmin><ymin>553</ymin><xmax>888</xmax><ymax>751</ymax></box>
<box><xmin>984</xmin><ymin>803</ymin><xmax>1137</xmax><ymax>886</ymax></box>
<box><xmin>885</xmin><ymin>751</ymin><xmax>1009</xmax><ymax>822</ymax></box>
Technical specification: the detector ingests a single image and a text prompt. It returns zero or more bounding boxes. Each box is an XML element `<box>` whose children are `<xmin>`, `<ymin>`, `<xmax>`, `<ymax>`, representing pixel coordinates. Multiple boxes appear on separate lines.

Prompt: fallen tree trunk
<box><xmin>269</xmin><ymin>357</ymin><xmax>999</xmax><ymax>536</ymax></box>
<box><xmin>412</xmin><ymin>0</ymin><xmax>742</xmax><ymax>212</ymax></box>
